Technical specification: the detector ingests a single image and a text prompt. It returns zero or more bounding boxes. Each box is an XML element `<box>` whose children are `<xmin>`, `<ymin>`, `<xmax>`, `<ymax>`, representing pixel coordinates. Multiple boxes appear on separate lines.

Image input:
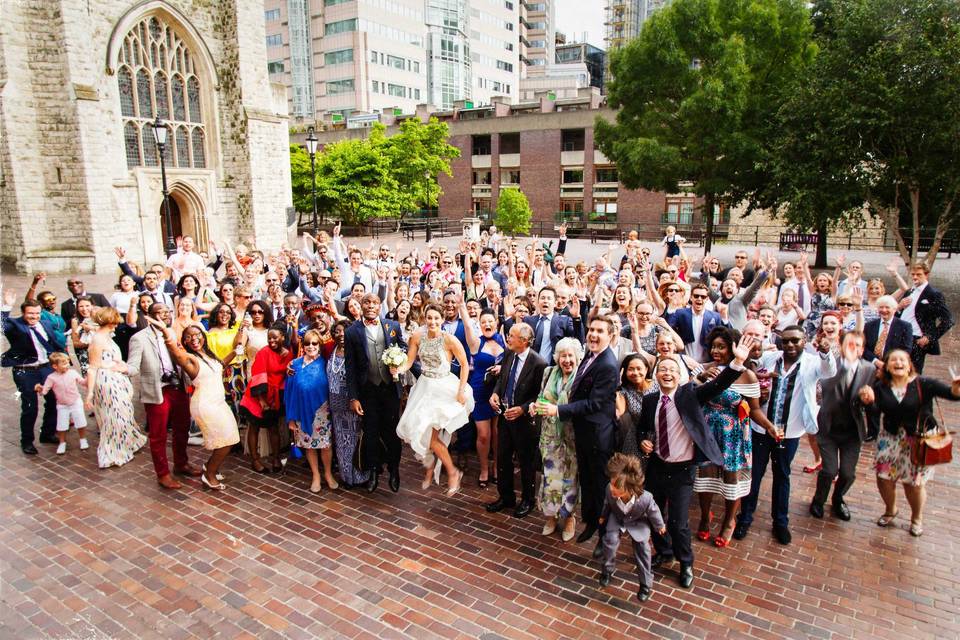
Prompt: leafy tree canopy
<box><xmin>495</xmin><ymin>187</ymin><xmax>533</xmax><ymax>235</ymax></box>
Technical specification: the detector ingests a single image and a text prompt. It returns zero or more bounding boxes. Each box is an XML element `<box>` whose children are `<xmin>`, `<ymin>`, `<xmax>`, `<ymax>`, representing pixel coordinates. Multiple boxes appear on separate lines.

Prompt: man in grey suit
<box><xmin>127</xmin><ymin>303</ymin><xmax>199</xmax><ymax>490</ymax></box>
<box><xmin>810</xmin><ymin>330</ymin><xmax>876</xmax><ymax>521</ymax></box>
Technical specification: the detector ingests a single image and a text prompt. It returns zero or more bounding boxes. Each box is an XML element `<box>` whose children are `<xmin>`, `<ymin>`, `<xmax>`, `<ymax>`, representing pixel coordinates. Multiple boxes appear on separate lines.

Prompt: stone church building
<box><xmin>0</xmin><ymin>0</ymin><xmax>292</xmax><ymax>274</ymax></box>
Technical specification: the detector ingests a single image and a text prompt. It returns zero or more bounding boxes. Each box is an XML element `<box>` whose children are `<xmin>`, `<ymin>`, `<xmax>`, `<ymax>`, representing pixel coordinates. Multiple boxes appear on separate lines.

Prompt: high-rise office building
<box><xmin>263</xmin><ymin>0</ymin><xmax>524</xmax><ymax>121</ymax></box>
<box><xmin>604</xmin><ymin>0</ymin><xmax>670</xmax><ymax>52</ymax></box>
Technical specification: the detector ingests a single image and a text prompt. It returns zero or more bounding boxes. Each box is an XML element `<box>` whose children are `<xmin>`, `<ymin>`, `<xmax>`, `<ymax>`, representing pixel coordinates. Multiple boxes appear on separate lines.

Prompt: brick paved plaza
<box><xmin>2</xmin><ymin>244</ymin><xmax>959</xmax><ymax>640</ymax></box>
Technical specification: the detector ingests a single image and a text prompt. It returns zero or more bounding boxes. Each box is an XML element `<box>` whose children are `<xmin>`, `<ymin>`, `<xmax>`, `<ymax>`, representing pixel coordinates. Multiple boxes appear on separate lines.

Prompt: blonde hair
<box><xmin>93</xmin><ymin>307</ymin><xmax>121</xmax><ymax>327</ymax></box>
<box><xmin>49</xmin><ymin>352</ymin><xmax>71</xmax><ymax>366</ymax></box>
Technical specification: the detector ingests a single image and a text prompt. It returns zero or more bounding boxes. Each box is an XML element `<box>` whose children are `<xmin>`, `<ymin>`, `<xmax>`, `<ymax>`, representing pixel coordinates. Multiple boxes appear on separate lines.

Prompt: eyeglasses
<box><xmin>67</xmin><ymin>280</ymin><xmax>82</xmax><ymax>285</ymax></box>
<box><xmin>691</xmin><ymin>293</ymin><xmax>708</xmax><ymax>299</ymax></box>
<box><xmin>667</xmin><ymin>288</ymin><xmax>681</xmax><ymax>293</ymax></box>
<box><xmin>637</xmin><ymin>312</ymin><xmax>651</xmax><ymax>317</ymax></box>
<box><xmin>235</xmin><ymin>294</ymin><xmax>250</xmax><ymax>299</ymax></box>
<box><xmin>782</xmin><ymin>337</ymin><xmax>803</xmax><ymax>344</ymax></box>
<box><xmin>838</xmin><ymin>302</ymin><xmax>853</xmax><ymax>307</ymax></box>
<box><xmin>304</xmin><ymin>341</ymin><xmax>320</xmax><ymax>347</ymax></box>
<box><xmin>266</xmin><ymin>278</ymin><xmax>279</xmax><ymax>283</ymax></box>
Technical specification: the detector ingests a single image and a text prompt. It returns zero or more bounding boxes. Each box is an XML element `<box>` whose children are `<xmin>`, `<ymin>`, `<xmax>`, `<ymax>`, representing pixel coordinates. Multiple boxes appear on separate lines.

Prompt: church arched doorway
<box><xmin>159</xmin><ymin>194</ymin><xmax>184</xmax><ymax>248</ymax></box>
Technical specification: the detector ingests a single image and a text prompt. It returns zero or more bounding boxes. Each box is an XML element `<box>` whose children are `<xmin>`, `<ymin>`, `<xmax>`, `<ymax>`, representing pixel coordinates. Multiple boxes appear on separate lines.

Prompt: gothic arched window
<box><xmin>117</xmin><ymin>16</ymin><xmax>206</xmax><ymax>169</ymax></box>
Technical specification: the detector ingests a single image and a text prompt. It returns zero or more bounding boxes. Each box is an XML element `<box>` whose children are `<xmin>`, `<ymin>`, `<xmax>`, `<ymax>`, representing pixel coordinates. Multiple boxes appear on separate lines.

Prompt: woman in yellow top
<box><xmin>206</xmin><ymin>303</ymin><xmax>245</xmax><ymax>417</ymax></box>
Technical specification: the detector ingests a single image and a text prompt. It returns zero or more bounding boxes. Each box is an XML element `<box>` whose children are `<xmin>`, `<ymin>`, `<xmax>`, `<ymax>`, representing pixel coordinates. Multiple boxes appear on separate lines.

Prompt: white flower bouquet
<box><xmin>381</xmin><ymin>346</ymin><xmax>407</xmax><ymax>381</ymax></box>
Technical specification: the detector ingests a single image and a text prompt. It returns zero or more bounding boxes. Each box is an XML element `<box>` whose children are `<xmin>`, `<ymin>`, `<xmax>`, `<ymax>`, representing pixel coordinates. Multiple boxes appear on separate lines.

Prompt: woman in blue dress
<box><xmin>285</xmin><ymin>329</ymin><xmax>337</xmax><ymax>494</ymax></box>
<box><xmin>460</xmin><ymin>301</ymin><xmax>504</xmax><ymax>488</ymax></box>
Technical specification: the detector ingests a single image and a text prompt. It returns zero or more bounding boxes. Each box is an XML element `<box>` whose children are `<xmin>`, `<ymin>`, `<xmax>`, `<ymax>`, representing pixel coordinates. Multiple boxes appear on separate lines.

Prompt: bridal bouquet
<box><xmin>382</xmin><ymin>346</ymin><xmax>407</xmax><ymax>381</ymax></box>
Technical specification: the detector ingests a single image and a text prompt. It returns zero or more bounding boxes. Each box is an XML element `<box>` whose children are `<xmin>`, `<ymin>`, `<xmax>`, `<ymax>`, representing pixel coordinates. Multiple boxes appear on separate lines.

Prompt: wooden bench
<box><xmin>779</xmin><ymin>232</ymin><xmax>818</xmax><ymax>252</ymax></box>
<box><xmin>902</xmin><ymin>235</ymin><xmax>960</xmax><ymax>259</ymax></box>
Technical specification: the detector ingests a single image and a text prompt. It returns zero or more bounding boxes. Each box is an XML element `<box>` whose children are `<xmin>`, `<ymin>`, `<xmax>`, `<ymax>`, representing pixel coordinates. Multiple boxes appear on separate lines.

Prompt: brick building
<box><xmin>1</xmin><ymin>0</ymin><xmax>292</xmax><ymax>274</ymax></box>
<box><xmin>303</xmin><ymin>89</ymin><xmax>714</xmax><ymax>235</ymax></box>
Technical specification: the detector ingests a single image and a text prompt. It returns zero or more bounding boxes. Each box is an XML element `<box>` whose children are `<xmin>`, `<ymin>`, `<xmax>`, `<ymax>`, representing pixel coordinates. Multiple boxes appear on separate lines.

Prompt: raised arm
<box><xmin>145</xmin><ymin>316</ymin><xmax>200</xmax><ymax>378</ymax></box>
<box><xmin>459</xmin><ymin>299</ymin><xmax>480</xmax><ymax>354</ymax></box>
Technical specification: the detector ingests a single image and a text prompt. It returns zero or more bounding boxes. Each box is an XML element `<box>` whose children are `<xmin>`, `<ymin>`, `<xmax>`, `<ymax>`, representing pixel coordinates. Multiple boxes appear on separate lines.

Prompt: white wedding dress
<box><xmin>396</xmin><ymin>333</ymin><xmax>474</xmax><ymax>479</ymax></box>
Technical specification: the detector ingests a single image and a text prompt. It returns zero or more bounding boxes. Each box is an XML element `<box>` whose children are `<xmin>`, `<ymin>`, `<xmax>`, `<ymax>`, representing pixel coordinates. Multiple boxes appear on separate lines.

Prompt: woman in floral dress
<box><xmin>693</xmin><ymin>327</ymin><xmax>776</xmax><ymax>548</ymax></box>
<box><xmin>536</xmin><ymin>337</ymin><xmax>583</xmax><ymax>542</ymax></box>
<box><xmin>327</xmin><ymin>319</ymin><xmax>369</xmax><ymax>488</ymax></box>
<box><xmin>83</xmin><ymin>308</ymin><xmax>146</xmax><ymax>469</ymax></box>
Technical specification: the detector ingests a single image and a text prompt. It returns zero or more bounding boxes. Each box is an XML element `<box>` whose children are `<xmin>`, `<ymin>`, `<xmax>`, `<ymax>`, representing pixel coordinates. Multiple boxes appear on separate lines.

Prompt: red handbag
<box><xmin>909</xmin><ymin>380</ymin><xmax>953</xmax><ymax>467</ymax></box>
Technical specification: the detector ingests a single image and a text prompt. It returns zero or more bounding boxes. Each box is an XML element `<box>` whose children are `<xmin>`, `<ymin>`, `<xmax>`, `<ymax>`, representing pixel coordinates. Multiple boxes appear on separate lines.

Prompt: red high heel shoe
<box><xmin>803</xmin><ymin>461</ymin><xmax>823</xmax><ymax>473</ymax></box>
<box><xmin>696</xmin><ymin>511</ymin><xmax>713</xmax><ymax>541</ymax></box>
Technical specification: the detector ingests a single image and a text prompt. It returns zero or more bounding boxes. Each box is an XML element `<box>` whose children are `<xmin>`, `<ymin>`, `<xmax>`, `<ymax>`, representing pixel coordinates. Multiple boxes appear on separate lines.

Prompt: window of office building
<box><xmin>499</xmin><ymin>132</ymin><xmax>519</xmax><ymax>154</ymax></box>
<box><xmin>325</xmin><ymin>0</ymin><xmax>352</xmax><ymax>5</ymax></box>
<box><xmin>496</xmin><ymin>60</ymin><xmax>513</xmax><ymax>72</ymax></box>
<box><xmin>663</xmin><ymin>199</ymin><xmax>695</xmax><ymax>225</ymax></box>
<box><xmin>500</xmin><ymin>170</ymin><xmax>520</xmax><ymax>184</ymax></box>
<box><xmin>472</xmin><ymin>170</ymin><xmax>492</xmax><ymax>185</ymax></box>
<box><xmin>561</xmin><ymin>129</ymin><xmax>585</xmax><ymax>151</ymax></box>
<box><xmin>267</xmin><ymin>60</ymin><xmax>284</xmax><ymax>74</ymax></box>
<box><xmin>265</xmin><ymin>34</ymin><xmax>282</xmax><ymax>47</ymax></box>
<box><xmin>472</xmin><ymin>134</ymin><xmax>491</xmax><ymax>156</ymax></box>
<box><xmin>264</xmin><ymin>8</ymin><xmax>280</xmax><ymax>21</ymax></box>
<box><xmin>562</xmin><ymin>169</ymin><xmax>584</xmax><ymax>184</ymax></box>
<box><xmin>370</xmin><ymin>50</ymin><xmax>378</xmax><ymax>63</ymax></box>
<box><xmin>387</xmin><ymin>54</ymin><xmax>405</xmax><ymax>70</ymax></box>
<box><xmin>591</xmin><ymin>200</ymin><xmax>617</xmax><ymax>223</ymax></box>
<box><xmin>387</xmin><ymin>83</ymin><xmax>405</xmax><ymax>97</ymax></box>
<box><xmin>559</xmin><ymin>200</ymin><xmax>584</xmax><ymax>221</ymax></box>
<box><xmin>595</xmin><ymin>167</ymin><xmax>618</xmax><ymax>183</ymax></box>
<box><xmin>325</xmin><ymin>49</ymin><xmax>354</xmax><ymax>65</ymax></box>
<box><xmin>325</xmin><ymin>19</ymin><xmax>358</xmax><ymax>35</ymax></box>
<box><xmin>326</xmin><ymin>79</ymin><xmax>355</xmax><ymax>95</ymax></box>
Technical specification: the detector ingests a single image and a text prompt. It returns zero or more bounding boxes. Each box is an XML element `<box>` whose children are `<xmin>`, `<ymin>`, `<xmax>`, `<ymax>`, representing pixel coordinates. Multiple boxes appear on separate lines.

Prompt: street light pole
<box><xmin>305</xmin><ymin>126</ymin><xmax>319</xmax><ymax>235</ymax></box>
<box><xmin>151</xmin><ymin>116</ymin><xmax>176</xmax><ymax>256</ymax></box>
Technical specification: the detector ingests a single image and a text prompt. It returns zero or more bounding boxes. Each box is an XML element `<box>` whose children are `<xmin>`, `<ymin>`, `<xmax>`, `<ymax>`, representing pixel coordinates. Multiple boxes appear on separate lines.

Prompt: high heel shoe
<box><xmin>696</xmin><ymin>511</ymin><xmax>714</xmax><ymax>542</ymax></box>
<box><xmin>446</xmin><ymin>469</ymin><xmax>463</xmax><ymax>497</ymax></box>
<box><xmin>202</xmin><ymin>463</ymin><xmax>224</xmax><ymax>481</ymax></box>
<box><xmin>201</xmin><ymin>474</ymin><xmax>225</xmax><ymax>490</ymax></box>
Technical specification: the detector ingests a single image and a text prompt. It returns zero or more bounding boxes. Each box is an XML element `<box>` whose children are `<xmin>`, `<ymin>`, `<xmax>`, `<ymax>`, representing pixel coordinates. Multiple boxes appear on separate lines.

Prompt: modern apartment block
<box><xmin>604</xmin><ymin>0</ymin><xmax>671</xmax><ymax>51</ymax></box>
<box><xmin>298</xmin><ymin>90</ymin><xmax>722</xmax><ymax>233</ymax></box>
<box><xmin>263</xmin><ymin>0</ymin><xmax>524</xmax><ymax>121</ymax></box>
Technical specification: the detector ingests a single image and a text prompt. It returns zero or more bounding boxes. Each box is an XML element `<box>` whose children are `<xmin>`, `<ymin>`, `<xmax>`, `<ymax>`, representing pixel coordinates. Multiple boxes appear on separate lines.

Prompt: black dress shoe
<box><xmin>22</xmin><ymin>444</ymin><xmax>38</xmax><ymax>455</ymax></box>
<box><xmin>38</xmin><ymin>436</ymin><xmax>58</xmax><ymax>445</ymax></box>
<box><xmin>832</xmin><ymin>501</ymin><xmax>851</xmax><ymax>521</ymax></box>
<box><xmin>485</xmin><ymin>498</ymin><xmax>514</xmax><ymax>513</ymax></box>
<box><xmin>598</xmin><ymin>570</ymin><xmax>612</xmax><ymax>587</ymax></box>
<box><xmin>388</xmin><ymin>470</ymin><xmax>400</xmax><ymax>493</ymax></box>
<box><xmin>773</xmin><ymin>524</ymin><xmax>792</xmax><ymax>545</ymax></box>
<box><xmin>366</xmin><ymin>473</ymin><xmax>379</xmax><ymax>493</ymax></box>
<box><xmin>652</xmin><ymin>553</ymin><xmax>674</xmax><ymax>569</ymax></box>
<box><xmin>514</xmin><ymin>501</ymin><xmax>532</xmax><ymax>518</ymax></box>
<box><xmin>732</xmin><ymin>522</ymin><xmax>750</xmax><ymax>540</ymax></box>
<box><xmin>576</xmin><ymin>525</ymin><xmax>597</xmax><ymax>544</ymax></box>
<box><xmin>678</xmin><ymin>565</ymin><xmax>694</xmax><ymax>589</ymax></box>
<box><xmin>636</xmin><ymin>585</ymin><xmax>652</xmax><ymax>602</ymax></box>
<box><xmin>592</xmin><ymin>542</ymin><xmax>604</xmax><ymax>560</ymax></box>
<box><xmin>809</xmin><ymin>502</ymin><xmax>825</xmax><ymax>519</ymax></box>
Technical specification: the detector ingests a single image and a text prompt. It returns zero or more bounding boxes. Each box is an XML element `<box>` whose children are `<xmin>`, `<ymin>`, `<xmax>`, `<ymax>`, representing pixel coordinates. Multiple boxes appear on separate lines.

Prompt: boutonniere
<box><xmin>390</xmin><ymin>330</ymin><xmax>397</xmax><ymax>337</ymax></box>
<box><xmin>920</xmin><ymin>299</ymin><xmax>929</xmax><ymax>304</ymax></box>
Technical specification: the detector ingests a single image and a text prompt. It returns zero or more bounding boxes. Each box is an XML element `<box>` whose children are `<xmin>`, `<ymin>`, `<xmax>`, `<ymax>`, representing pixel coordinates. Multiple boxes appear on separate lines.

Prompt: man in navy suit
<box><xmin>864</xmin><ymin>296</ymin><xmax>914</xmax><ymax>367</ymax></box>
<box><xmin>897</xmin><ymin>262</ymin><xmax>954</xmax><ymax>373</ymax></box>
<box><xmin>2</xmin><ymin>293</ymin><xmax>67</xmax><ymax>454</ymax></box>
<box><xmin>637</xmin><ymin>336</ymin><xmax>753</xmax><ymax>588</ymax></box>
<box><xmin>440</xmin><ymin>291</ymin><xmax>469</xmax><ymax>375</ymax></box>
<box><xmin>344</xmin><ymin>293</ymin><xmax>407</xmax><ymax>493</ymax></box>
<box><xmin>524</xmin><ymin>286</ymin><xmax>582</xmax><ymax>365</ymax></box>
<box><xmin>668</xmin><ymin>283</ymin><xmax>724</xmax><ymax>363</ymax></box>
<box><xmin>538</xmin><ymin>316</ymin><xmax>618</xmax><ymax>548</ymax></box>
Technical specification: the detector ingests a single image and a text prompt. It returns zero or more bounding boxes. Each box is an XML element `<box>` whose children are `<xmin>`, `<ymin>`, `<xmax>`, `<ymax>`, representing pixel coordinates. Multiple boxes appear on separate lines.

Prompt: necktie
<box><xmin>353</xmin><ymin>272</ymin><xmax>362</xmax><ymax>285</ymax></box>
<box><xmin>537</xmin><ymin>316</ymin><xmax>552</xmax><ymax>361</ymax></box>
<box><xmin>875</xmin><ymin>321</ymin><xmax>889</xmax><ymax>357</ymax></box>
<box><xmin>657</xmin><ymin>395</ymin><xmax>672</xmax><ymax>459</ymax></box>
<box><xmin>29</xmin><ymin>326</ymin><xmax>50</xmax><ymax>361</ymax></box>
<box><xmin>504</xmin><ymin>355</ymin><xmax>520</xmax><ymax>406</ymax></box>
<box><xmin>571</xmin><ymin>352</ymin><xmax>595</xmax><ymax>392</ymax></box>
<box><xmin>797</xmin><ymin>284</ymin><xmax>806</xmax><ymax>309</ymax></box>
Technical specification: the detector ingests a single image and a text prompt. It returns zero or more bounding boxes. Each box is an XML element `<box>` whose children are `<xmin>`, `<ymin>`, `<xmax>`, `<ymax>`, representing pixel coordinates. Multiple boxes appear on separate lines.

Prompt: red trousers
<box><xmin>144</xmin><ymin>385</ymin><xmax>190</xmax><ymax>477</ymax></box>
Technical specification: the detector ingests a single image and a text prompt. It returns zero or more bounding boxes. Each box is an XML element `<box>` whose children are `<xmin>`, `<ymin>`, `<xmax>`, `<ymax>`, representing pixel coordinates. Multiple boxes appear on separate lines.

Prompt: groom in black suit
<box><xmin>638</xmin><ymin>336</ymin><xmax>753</xmax><ymax>588</ymax></box>
<box><xmin>344</xmin><ymin>293</ymin><xmax>406</xmax><ymax>493</ymax></box>
<box><xmin>538</xmin><ymin>316</ymin><xmax>619</xmax><ymax>548</ymax></box>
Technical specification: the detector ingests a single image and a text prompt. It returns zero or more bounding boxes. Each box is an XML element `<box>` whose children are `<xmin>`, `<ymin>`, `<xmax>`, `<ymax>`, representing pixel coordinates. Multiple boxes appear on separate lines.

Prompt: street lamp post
<box><xmin>151</xmin><ymin>116</ymin><xmax>176</xmax><ymax>256</ymax></box>
<box><xmin>305</xmin><ymin>126</ymin><xmax>319</xmax><ymax>234</ymax></box>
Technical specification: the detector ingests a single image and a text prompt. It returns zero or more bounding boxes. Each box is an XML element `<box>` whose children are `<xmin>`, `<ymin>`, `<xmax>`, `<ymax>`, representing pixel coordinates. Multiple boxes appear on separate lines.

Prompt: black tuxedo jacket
<box><xmin>1</xmin><ymin>312</ymin><xmax>66</xmax><ymax>367</ymax></box>
<box><xmin>863</xmin><ymin>317</ymin><xmax>914</xmax><ymax>363</ymax></box>
<box><xmin>494</xmin><ymin>350</ymin><xmax>547</xmax><ymax>423</ymax></box>
<box><xmin>897</xmin><ymin>284</ymin><xmax>954</xmax><ymax>355</ymax></box>
<box><xmin>558</xmin><ymin>347</ymin><xmax>619</xmax><ymax>451</ymax></box>
<box><xmin>639</xmin><ymin>365</ymin><xmax>742</xmax><ymax>466</ymax></box>
<box><xmin>344</xmin><ymin>318</ymin><xmax>406</xmax><ymax>398</ymax></box>
<box><xmin>60</xmin><ymin>293</ymin><xmax>110</xmax><ymax>325</ymax></box>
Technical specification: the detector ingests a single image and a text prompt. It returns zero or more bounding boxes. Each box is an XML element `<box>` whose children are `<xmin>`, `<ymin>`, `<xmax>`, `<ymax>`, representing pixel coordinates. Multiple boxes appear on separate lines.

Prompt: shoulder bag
<box><xmin>909</xmin><ymin>380</ymin><xmax>953</xmax><ymax>467</ymax></box>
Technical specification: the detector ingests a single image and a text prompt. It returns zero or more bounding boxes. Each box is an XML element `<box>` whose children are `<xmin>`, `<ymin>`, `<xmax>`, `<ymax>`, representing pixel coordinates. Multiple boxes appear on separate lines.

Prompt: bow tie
<box><xmin>364</xmin><ymin>319</ymin><xmax>379</xmax><ymax>327</ymax></box>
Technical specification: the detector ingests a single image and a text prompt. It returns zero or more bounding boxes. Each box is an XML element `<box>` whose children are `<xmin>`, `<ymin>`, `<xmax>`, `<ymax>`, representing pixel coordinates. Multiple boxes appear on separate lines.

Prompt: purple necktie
<box><xmin>657</xmin><ymin>395</ymin><xmax>672</xmax><ymax>459</ymax></box>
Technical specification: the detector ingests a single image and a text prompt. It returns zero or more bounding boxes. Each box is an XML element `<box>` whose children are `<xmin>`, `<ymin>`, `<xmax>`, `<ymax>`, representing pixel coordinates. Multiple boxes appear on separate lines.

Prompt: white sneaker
<box><xmin>56</xmin><ymin>442</ymin><xmax>66</xmax><ymax>455</ymax></box>
<box><xmin>187</xmin><ymin>436</ymin><xmax>204</xmax><ymax>446</ymax></box>
<box><xmin>79</xmin><ymin>438</ymin><xmax>89</xmax><ymax>450</ymax></box>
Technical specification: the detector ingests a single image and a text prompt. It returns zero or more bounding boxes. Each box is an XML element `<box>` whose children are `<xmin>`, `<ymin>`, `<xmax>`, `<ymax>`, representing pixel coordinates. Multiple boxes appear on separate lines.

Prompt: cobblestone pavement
<box><xmin>2</xmin><ymin>243</ymin><xmax>960</xmax><ymax>639</ymax></box>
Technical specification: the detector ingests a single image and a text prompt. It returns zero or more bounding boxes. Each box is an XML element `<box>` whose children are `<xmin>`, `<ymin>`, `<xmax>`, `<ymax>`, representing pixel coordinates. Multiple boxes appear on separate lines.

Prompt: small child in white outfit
<box><xmin>34</xmin><ymin>352</ymin><xmax>88</xmax><ymax>454</ymax></box>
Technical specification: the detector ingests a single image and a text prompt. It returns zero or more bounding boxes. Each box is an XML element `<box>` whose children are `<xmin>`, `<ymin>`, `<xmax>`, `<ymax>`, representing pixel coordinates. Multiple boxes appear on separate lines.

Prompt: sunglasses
<box><xmin>667</xmin><ymin>288</ymin><xmax>681</xmax><ymax>293</ymax></box>
<box><xmin>691</xmin><ymin>293</ymin><xmax>708</xmax><ymax>299</ymax></box>
<box><xmin>304</xmin><ymin>341</ymin><xmax>320</xmax><ymax>347</ymax></box>
<box><xmin>782</xmin><ymin>337</ymin><xmax>803</xmax><ymax>344</ymax></box>
<box><xmin>250</xmin><ymin>310</ymin><xmax>264</xmax><ymax>315</ymax></box>
<box><xmin>235</xmin><ymin>294</ymin><xmax>250</xmax><ymax>299</ymax></box>
<box><xmin>838</xmin><ymin>302</ymin><xmax>853</xmax><ymax>307</ymax></box>
<box><xmin>68</xmin><ymin>281</ymin><xmax>82</xmax><ymax>285</ymax></box>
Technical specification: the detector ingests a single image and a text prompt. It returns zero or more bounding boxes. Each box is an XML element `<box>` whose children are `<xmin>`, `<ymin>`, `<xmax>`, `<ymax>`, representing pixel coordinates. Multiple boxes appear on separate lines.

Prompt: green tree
<box><xmin>595</xmin><ymin>0</ymin><xmax>816</xmax><ymax>252</ymax></box>
<box><xmin>289</xmin><ymin>143</ymin><xmax>316</xmax><ymax>215</ymax></box>
<box><xmin>770</xmin><ymin>0</ymin><xmax>960</xmax><ymax>267</ymax></box>
<box><xmin>378</xmin><ymin>118</ymin><xmax>460</xmax><ymax>211</ymax></box>
<box><xmin>314</xmin><ymin>138</ymin><xmax>411</xmax><ymax>225</ymax></box>
<box><xmin>494</xmin><ymin>187</ymin><xmax>532</xmax><ymax>235</ymax></box>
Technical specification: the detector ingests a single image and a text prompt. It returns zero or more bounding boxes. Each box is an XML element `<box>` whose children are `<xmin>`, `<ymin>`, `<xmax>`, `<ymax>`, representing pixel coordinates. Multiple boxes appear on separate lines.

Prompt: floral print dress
<box><xmin>693</xmin><ymin>380</ymin><xmax>758</xmax><ymax>501</ymax></box>
<box><xmin>94</xmin><ymin>340</ymin><xmax>147</xmax><ymax>469</ymax></box>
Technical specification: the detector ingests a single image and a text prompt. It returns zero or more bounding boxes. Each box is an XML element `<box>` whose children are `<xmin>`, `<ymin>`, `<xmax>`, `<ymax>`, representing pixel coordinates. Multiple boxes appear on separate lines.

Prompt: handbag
<box><xmin>909</xmin><ymin>380</ymin><xmax>953</xmax><ymax>467</ymax></box>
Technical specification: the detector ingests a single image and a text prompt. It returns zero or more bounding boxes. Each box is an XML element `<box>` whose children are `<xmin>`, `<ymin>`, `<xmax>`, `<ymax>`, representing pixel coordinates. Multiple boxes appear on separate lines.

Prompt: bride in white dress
<box><xmin>392</xmin><ymin>303</ymin><xmax>474</xmax><ymax>496</ymax></box>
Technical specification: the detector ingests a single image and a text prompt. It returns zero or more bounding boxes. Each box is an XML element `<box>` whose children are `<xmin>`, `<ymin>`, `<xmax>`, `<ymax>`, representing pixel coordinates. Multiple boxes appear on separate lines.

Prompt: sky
<box><xmin>554</xmin><ymin>0</ymin><xmax>607</xmax><ymax>49</ymax></box>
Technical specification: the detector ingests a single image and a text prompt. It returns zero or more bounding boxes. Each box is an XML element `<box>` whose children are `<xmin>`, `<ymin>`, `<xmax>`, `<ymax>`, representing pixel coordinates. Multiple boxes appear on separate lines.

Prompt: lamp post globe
<box><xmin>151</xmin><ymin>116</ymin><xmax>176</xmax><ymax>257</ymax></box>
<box><xmin>305</xmin><ymin>126</ymin><xmax>319</xmax><ymax>235</ymax></box>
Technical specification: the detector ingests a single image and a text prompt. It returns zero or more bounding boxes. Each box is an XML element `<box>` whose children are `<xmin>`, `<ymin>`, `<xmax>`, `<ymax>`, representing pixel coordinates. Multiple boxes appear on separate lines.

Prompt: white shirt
<box><xmin>166</xmin><ymin>251</ymin><xmax>205</xmax><ymax>280</ymax></box>
<box><xmin>900</xmin><ymin>282</ymin><xmax>927</xmax><ymax>336</ymax></box>
<box><xmin>151</xmin><ymin>327</ymin><xmax>175</xmax><ymax>376</ymax></box>
<box><xmin>506</xmin><ymin>348</ymin><xmax>529</xmax><ymax>405</ymax></box>
<box><xmin>752</xmin><ymin>352</ymin><xmax>805</xmax><ymax>439</ymax></box>
<box><xmin>686</xmin><ymin>310</ymin><xmax>706</xmax><ymax>362</ymax></box>
<box><xmin>653</xmin><ymin>388</ymin><xmax>696</xmax><ymax>463</ymax></box>
<box><xmin>28</xmin><ymin>322</ymin><xmax>50</xmax><ymax>364</ymax></box>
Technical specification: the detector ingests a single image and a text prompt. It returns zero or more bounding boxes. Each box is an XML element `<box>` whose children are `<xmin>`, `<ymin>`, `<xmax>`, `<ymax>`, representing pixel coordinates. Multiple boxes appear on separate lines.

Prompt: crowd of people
<box><xmin>3</xmin><ymin>224</ymin><xmax>958</xmax><ymax>602</ymax></box>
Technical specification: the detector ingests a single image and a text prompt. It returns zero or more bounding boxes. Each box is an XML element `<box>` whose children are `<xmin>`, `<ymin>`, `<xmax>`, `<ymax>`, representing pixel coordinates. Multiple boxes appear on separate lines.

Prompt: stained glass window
<box><xmin>171</xmin><ymin>75</ymin><xmax>186</xmax><ymax>121</ymax></box>
<box><xmin>191</xmin><ymin>128</ymin><xmax>205</xmax><ymax>168</ymax></box>
<box><xmin>124</xmin><ymin>123</ymin><xmax>141</xmax><ymax>168</ymax></box>
<box><xmin>176</xmin><ymin>127</ymin><xmax>189</xmax><ymax>167</ymax></box>
<box><xmin>116</xmin><ymin>15</ymin><xmax>206</xmax><ymax>168</ymax></box>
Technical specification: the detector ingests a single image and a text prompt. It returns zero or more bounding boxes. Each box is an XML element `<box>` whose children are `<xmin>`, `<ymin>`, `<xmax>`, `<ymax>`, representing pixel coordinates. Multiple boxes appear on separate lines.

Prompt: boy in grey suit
<box><xmin>598</xmin><ymin>453</ymin><xmax>666</xmax><ymax>602</ymax></box>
